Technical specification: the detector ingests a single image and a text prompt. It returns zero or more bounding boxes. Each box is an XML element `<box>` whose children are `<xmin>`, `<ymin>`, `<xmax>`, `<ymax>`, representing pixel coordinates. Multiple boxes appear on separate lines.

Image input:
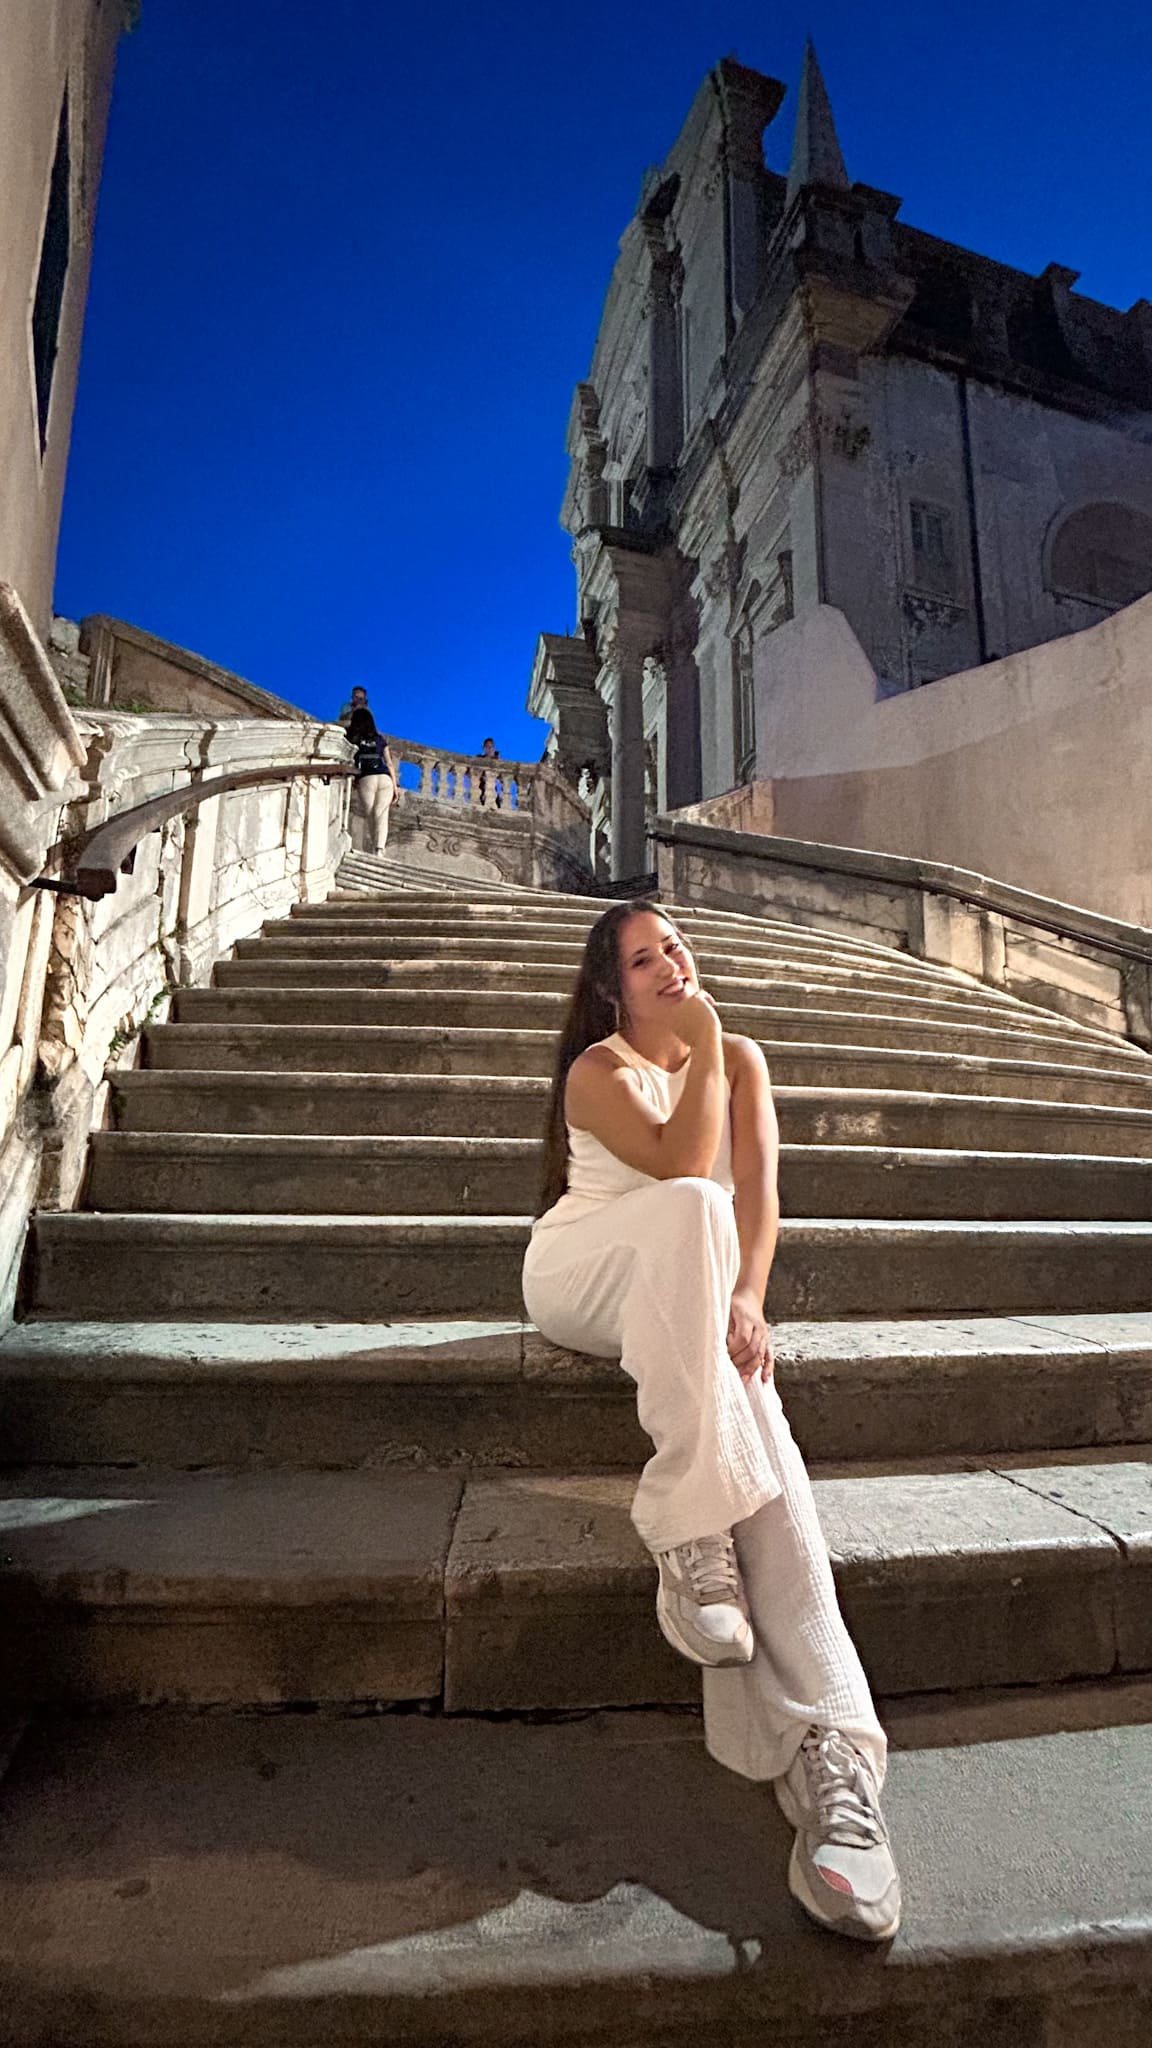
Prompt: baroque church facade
<box><xmin>528</xmin><ymin>48</ymin><xmax>1152</xmax><ymax>879</ymax></box>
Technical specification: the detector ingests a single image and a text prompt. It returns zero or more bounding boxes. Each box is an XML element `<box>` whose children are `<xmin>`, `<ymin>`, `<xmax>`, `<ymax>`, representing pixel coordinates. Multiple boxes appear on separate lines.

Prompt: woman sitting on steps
<box><xmin>522</xmin><ymin>898</ymin><xmax>902</xmax><ymax>1944</ymax></box>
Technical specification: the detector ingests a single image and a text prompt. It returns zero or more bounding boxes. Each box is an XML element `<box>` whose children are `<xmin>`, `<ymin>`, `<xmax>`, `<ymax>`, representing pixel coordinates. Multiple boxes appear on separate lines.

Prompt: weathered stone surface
<box><xmin>81</xmin><ymin>1125</ymin><xmax>1152</xmax><ymax>1221</ymax></box>
<box><xmin>2</xmin><ymin>1314</ymin><xmax>1149</xmax><ymax>1473</ymax></box>
<box><xmin>0</xmin><ymin>1708</ymin><xmax>1150</xmax><ymax>2046</ymax></box>
<box><xmin>817</xmin><ymin>1466</ymin><xmax>1121</xmax><ymax>1693</ymax></box>
<box><xmin>446</xmin><ymin>1473</ymin><xmax>687</xmax><ymax>1711</ymax></box>
<box><xmin>113</xmin><ymin>1067</ymin><xmax>550</xmax><ymax>1138</ymax></box>
<box><xmin>443</xmin><ymin>1463</ymin><xmax>1135</xmax><ymax>1709</ymax></box>
<box><xmin>0</xmin><ymin>1468</ymin><xmax>460</xmax><ymax>1705</ymax></box>
<box><xmin>983</xmin><ymin>1457</ymin><xmax>1152</xmax><ymax>1672</ymax></box>
<box><xmin>28</xmin><ymin>1212</ymin><xmax>1152</xmax><ymax>1322</ymax></box>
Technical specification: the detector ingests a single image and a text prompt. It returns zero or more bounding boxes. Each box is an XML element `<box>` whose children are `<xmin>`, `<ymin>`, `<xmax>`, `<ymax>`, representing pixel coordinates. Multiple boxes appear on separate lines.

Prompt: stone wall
<box><xmin>752</xmin><ymin>594</ymin><xmax>1152</xmax><ymax>929</ymax></box>
<box><xmin>654</xmin><ymin>815</ymin><xmax>1152</xmax><ymax>1048</ymax></box>
<box><xmin>0</xmin><ymin>585</ymin><xmax>349</xmax><ymax>1317</ymax></box>
<box><xmin>77</xmin><ymin>615</ymin><xmax>309</xmax><ymax>721</ymax></box>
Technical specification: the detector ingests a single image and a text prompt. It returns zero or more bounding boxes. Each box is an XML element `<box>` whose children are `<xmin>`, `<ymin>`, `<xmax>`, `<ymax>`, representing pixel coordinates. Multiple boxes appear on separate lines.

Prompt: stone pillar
<box><xmin>718</xmin><ymin>67</ymin><xmax>784</xmax><ymax>327</ymax></box>
<box><xmin>645</xmin><ymin>241</ymin><xmax>683</xmax><ymax>473</ymax></box>
<box><xmin>607</xmin><ymin>653</ymin><xmax>647</xmax><ymax>880</ymax></box>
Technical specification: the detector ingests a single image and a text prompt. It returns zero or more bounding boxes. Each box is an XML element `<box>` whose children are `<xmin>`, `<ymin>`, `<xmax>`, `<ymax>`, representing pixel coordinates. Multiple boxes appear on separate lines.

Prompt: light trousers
<box><xmin>522</xmin><ymin>1176</ymin><xmax>887</xmax><ymax>1788</ymax></box>
<box><xmin>351</xmin><ymin>772</ymin><xmax>395</xmax><ymax>854</ymax></box>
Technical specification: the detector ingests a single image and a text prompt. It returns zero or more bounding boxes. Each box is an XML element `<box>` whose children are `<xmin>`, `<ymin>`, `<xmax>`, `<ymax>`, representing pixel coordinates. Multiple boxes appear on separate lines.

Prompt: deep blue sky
<box><xmin>57</xmin><ymin>0</ymin><xmax>1152</xmax><ymax>760</ymax></box>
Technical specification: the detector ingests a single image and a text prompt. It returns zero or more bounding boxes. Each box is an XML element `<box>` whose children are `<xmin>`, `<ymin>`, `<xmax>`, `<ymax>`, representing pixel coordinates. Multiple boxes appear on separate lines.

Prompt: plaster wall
<box><xmin>0</xmin><ymin>1</ymin><xmax>121</xmax><ymax>634</ymax></box>
<box><xmin>753</xmin><ymin>597</ymin><xmax>1152</xmax><ymax>928</ymax></box>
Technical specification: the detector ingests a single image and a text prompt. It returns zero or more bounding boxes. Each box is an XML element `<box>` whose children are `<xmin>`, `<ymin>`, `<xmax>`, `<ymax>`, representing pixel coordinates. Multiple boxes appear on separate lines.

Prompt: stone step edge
<box><xmin>2</xmin><ymin>1700</ymin><xmax>1150</xmax><ymax>2048</ymax></box>
<box><xmin>107</xmin><ymin>1069</ymin><xmax>1152</xmax><ymax>1124</ymax></box>
<box><xmin>84</xmin><ymin>1129</ymin><xmax>1152</xmax><ymax>1180</ymax></box>
<box><xmin>32</xmin><ymin>1213</ymin><xmax>1152</xmax><ymax>1244</ymax></box>
<box><xmin>134</xmin><ymin>1038</ymin><xmax>1152</xmax><ymax>1096</ymax></box>
<box><xmin>147</xmin><ymin>1016</ymin><xmax>1148</xmax><ymax>1066</ymax></box>
<box><xmin>3</xmin><ymin>1309</ymin><xmax>1150</xmax><ymax>1382</ymax></box>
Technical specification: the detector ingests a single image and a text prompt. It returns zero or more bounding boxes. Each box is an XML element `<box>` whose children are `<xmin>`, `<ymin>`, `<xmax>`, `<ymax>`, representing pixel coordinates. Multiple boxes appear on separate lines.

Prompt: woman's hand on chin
<box><xmin>726</xmin><ymin>1285</ymin><xmax>774</xmax><ymax>1383</ymax></box>
<box><xmin>674</xmin><ymin>989</ymin><xmax>722</xmax><ymax>1049</ymax></box>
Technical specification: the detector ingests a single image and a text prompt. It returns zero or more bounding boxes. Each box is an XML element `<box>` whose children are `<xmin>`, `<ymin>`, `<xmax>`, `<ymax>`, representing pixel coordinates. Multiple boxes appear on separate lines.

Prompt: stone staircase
<box><xmin>1</xmin><ymin>859</ymin><xmax>1151</xmax><ymax>2042</ymax></box>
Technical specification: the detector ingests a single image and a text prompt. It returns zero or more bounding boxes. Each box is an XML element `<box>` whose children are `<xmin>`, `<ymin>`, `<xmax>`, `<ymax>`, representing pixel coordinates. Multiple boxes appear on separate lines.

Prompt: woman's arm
<box><xmin>726</xmin><ymin>1035</ymin><xmax>780</xmax><ymax>1381</ymax></box>
<box><xmin>564</xmin><ymin>997</ymin><xmax>726</xmax><ymax>1180</ymax></box>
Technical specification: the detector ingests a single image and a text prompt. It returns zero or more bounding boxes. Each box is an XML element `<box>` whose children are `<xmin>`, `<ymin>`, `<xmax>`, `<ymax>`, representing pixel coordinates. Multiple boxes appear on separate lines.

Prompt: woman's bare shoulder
<box><xmin>565</xmin><ymin>1042</ymin><xmax>631</xmax><ymax>1124</ymax></box>
<box><xmin>722</xmin><ymin>1033</ymin><xmax>772</xmax><ymax>1083</ymax></box>
<box><xmin>569</xmin><ymin>1041</ymin><xmax>624</xmax><ymax>1077</ymax></box>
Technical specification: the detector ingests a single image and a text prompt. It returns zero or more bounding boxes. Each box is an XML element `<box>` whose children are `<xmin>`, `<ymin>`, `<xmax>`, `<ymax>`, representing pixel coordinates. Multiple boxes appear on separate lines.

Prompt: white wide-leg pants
<box><xmin>522</xmin><ymin>1176</ymin><xmax>887</xmax><ymax>1789</ymax></box>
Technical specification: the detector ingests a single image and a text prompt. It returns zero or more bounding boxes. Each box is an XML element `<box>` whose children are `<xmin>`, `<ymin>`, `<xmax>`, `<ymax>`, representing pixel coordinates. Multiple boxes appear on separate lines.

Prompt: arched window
<box><xmin>1047</xmin><ymin>503</ymin><xmax>1152</xmax><ymax>611</ymax></box>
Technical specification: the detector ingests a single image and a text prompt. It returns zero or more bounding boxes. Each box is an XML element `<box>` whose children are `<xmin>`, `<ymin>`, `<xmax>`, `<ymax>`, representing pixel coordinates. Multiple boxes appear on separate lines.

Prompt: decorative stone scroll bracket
<box><xmin>32</xmin><ymin>761</ymin><xmax>357</xmax><ymax>901</ymax></box>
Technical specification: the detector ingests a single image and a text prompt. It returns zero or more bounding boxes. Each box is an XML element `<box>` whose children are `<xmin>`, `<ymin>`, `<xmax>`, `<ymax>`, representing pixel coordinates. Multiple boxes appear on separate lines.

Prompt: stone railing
<box><xmin>0</xmin><ymin>581</ymin><xmax>350</xmax><ymax>1316</ymax></box>
<box><xmin>379</xmin><ymin>734</ymin><xmax>605</xmax><ymax>891</ymax></box>
<box><xmin>385</xmin><ymin>735</ymin><xmax>523</xmax><ymax>810</ymax></box>
<box><xmin>654</xmin><ymin>816</ymin><xmax>1152</xmax><ymax>1047</ymax></box>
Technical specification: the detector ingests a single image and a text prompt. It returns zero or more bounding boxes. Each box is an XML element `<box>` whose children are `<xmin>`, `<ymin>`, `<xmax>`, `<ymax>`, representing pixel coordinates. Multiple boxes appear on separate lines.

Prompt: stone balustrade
<box><xmin>0</xmin><ymin>579</ymin><xmax>351</xmax><ymax>1315</ymax></box>
<box><xmin>378</xmin><ymin>734</ymin><xmax>605</xmax><ymax>891</ymax></box>
<box><xmin>382</xmin><ymin>735</ymin><xmax>530</xmax><ymax>811</ymax></box>
<box><xmin>654</xmin><ymin>815</ymin><xmax>1152</xmax><ymax>1047</ymax></box>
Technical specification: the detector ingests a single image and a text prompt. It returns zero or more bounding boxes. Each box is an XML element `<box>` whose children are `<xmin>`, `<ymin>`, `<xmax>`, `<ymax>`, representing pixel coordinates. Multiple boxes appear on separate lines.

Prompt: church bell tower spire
<box><xmin>786</xmin><ymin>40</ymin><xmax>850</xmax><ymax>203</ymax></box>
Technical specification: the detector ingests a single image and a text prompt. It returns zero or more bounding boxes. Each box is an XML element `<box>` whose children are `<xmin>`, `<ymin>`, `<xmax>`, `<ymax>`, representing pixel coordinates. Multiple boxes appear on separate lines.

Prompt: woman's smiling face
<box><xmin>616</xmin><ymin>909</ymin><xmax>699</xmax><ymax>1026</ymax></box>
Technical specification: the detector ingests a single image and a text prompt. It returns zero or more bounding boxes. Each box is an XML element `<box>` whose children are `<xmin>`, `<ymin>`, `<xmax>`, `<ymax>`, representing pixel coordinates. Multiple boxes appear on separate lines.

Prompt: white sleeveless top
<box><xmin>532</xmin><ymin>1030</ymin><xmax>734</xmax><ymax>1234</ymax></box>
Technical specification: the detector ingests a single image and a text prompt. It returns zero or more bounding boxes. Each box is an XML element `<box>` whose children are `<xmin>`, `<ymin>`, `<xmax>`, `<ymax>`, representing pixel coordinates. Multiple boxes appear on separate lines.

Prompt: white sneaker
<box><xmin>775</xmin><ymin>1725</ymin><xmax>902</xmax><ymax>1942</ymax></box>
<box><xmin>654</xmin><ymin>1533</ymin><xmax>755</xmax><ymax>1668</ymax></box>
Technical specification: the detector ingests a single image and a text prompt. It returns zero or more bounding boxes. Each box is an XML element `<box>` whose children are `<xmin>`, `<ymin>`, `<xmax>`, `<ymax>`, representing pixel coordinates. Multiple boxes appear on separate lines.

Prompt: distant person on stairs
<box><xmin>522</xmin><ymin>901</ymin><xmax>902</xmax><ymax>1945</ymax></box>
<box><xmin>339</xmin><ymin>686</ymin><xmax>397</xmax><ymax>854</ymax></box>
<box><xmin>477</xmin><ymin>735</ymin><xmax>503</xmax><ymax>809</ymax></box>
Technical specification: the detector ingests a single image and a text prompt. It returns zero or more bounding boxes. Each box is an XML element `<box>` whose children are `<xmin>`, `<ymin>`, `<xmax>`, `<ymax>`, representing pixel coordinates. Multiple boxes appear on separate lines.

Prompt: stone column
<box><xmin>644</xmin><ymin>241</ymin><xmax>683</xmax><ymax>473</ymax></box>
<box><xmin>607</xmin><ymin>651</ymin><xmax>647</xmax><ymax>881</ymax></box>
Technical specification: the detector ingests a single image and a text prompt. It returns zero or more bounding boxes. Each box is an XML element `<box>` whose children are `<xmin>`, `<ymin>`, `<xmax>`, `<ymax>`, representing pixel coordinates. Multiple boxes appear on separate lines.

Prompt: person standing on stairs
<box><xmin>339</xmin><ymin>686</ymin><xmax>397</xmax><ymax>854</ymax></box>
<box><xmin>522</xmin><ymin>900</ymin><xmax>902</xmax><ymax>1945</ymax></box>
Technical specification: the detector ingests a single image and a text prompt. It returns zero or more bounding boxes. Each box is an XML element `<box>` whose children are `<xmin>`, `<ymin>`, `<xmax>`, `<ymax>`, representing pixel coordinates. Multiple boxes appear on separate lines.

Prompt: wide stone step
<box><xmin>1</xmin><ymin>1702</ymin><xmax>1150</xmax><ymax>2048</ymax></box>
<box><xmin>2</xmin><ymin>1313</ymin><xmax>1149</xmax><ymax>1469</ymax></box>
<box><xmin>0</xmin><ymin>1467</ymin><xmax>460</xmax><ymax>1707</ymax></box>
<box><xmin>147</xmin><ymin>1014</ymin><xmax>1147</xmax><ymax>1076</ymax></box>
<box><xmin>176</xmin><ymin>979</ymin><xmax>1078</xmax><ymax>1037</ymax></box>
<box><xmin>271</xmin><ymin>908</ymin><xmax>914</xmax><ymax>964</ymax></box>
<box><xmin>442</xmin><ymin>1453</ymin><xmax>1152</xmax><ymax>1711</ymax></box>
<box><xmin>84</xmin><ymin>1131</ymin><xmax>1152</xmax><ymax>1221</ymax></box>
<box><xmin>139</xmin><ymin>1024</ymin><xmax>1152</xmax><ymax>1105</ymax></box>
<box><xmin>212</xmin><ymin>952</ymin><xmax>1003</xmax><ymax>1003</ymax></box>
<box><xmin>27</xmin><ymin>1213</ymin><xmax>1152</xmax><ymax>1319</ymax></box>
<box><xmin>238</xmin><ymin>929</ymin><xmax>985</xmax><ymax>989</ymax></box>
<box><xmin>110</xmin><ymin>1069</ymin><xmax>1152</xmax><ymax>1151</ymax></box>
<box><xmin>306</xmin><ymin>894</ymin><xmax>905</xmax><ymax>943</ymax></box>
<box><xmin>0</xmin><ymin>1450</ymin><xmax>1148</xmax><ymax>1707</ymax></box>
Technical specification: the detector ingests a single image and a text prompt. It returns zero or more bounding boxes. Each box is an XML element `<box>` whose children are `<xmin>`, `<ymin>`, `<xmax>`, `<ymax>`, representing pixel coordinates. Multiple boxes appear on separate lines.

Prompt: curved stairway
<box><xmin>1</xmin><ymin>861</ymin><xmax>1151</xmax><ymax>2042</ymax></box>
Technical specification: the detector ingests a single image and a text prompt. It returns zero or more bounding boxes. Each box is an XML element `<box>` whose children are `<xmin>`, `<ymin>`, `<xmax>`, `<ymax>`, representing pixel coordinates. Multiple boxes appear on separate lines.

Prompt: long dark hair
<box><xmin>537</xmin><ymin>898</ymin><xmax>676</xmax><ymax>1215</ymax></box>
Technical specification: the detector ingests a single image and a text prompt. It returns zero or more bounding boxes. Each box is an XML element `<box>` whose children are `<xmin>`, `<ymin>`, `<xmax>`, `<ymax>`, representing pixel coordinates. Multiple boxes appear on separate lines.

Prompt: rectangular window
<box><xmin>909</xmin><ymin>499</ymin><xmax>956</xmax><ymax>596</ymax></box>
<box><xmin>32</xmin><ymin>92</ymin><xmax>72</xmax><ymax>454</ymax></box>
